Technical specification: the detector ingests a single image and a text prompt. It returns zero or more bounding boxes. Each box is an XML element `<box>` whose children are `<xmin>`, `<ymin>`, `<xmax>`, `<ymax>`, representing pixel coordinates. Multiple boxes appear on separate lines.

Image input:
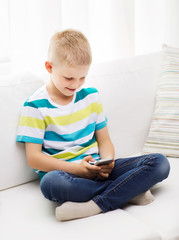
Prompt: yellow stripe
<box><xmin>19</xmin><ymin>102</ymin><xmax>103</xmax><ymax>129</ymax></box>
<box><xmin>19</xmin><ymin>116</ymin><xmax>45</xmax><ymax>129</ymax></box>
<box><xmin>44</xmin><ymin>102</ymin><xmax>99</xmax><ymax>126</ymax></box>
<box><xmin>53</xmin><ymin>142</ymin><xmax>98</xmax><ymax>160</ymax></box>
<box><xmin>97</xmin><ymin>103</ymin><xmax>103</xmax><ymax>115</ymax></box>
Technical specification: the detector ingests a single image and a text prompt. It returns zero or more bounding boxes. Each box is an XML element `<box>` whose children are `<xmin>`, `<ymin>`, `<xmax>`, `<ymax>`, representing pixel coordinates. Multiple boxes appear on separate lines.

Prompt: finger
<box><xmin>87</xmin><ymin>163</ymin><xmax>101</xmax><ymax>173</ymax></box>
<box><xmin>98</xmin><ymin>172</ymin><xmax>109</xmax><ymax>179</ymax></box>
<box><xmin>99</xmin><ymin>168</ymin><xmax>111</xmax><ymax>174</ymax></box>
<box><xmin>100</xmin><ymin>165</ymin><xmax>112</xmax><ymax>171</ymax></box>
<box><xmin>100</xmin><ymin>165</ymin><xmax>111</xmax><ymax>170</ymax></box>
<box><xmin>100</xmin><ymin>160</ymin><xmax>115</xmax><ymax>170</ymax></box>
<box><xmin>83</xmin><ymin>155</ymin><xmax>93</xmax><ymax>162</ymax></box>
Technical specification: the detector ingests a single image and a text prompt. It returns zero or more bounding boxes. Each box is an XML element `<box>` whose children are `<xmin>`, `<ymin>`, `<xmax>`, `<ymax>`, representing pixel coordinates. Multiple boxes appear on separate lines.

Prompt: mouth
<box><xmin>66</xmin><ymin>88</ymin><xmax>76</xmax><ymax>92</ymax></box>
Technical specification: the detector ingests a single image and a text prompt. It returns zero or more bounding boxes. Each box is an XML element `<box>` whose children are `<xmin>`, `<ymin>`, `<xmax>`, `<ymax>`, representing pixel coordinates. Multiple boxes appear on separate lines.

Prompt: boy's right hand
<box><xmin>78</xmin><ymin>156</ymin><xmax>101</xmax><ymax>179</ymax></box>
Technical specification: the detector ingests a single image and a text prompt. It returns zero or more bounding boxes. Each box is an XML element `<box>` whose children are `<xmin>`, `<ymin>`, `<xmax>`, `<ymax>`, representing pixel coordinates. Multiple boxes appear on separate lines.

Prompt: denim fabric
<box><xmin>40</xmin><ymin>153</ymin><xmax>170</xmax><ymax>213</ymax></box>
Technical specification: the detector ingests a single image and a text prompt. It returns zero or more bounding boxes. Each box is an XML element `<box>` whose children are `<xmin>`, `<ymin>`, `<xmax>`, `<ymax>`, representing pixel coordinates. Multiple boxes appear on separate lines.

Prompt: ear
<box><xmin>45</xmin><ymin>61</ymin><xmax>52</xmax><ymax>73</ymax></box>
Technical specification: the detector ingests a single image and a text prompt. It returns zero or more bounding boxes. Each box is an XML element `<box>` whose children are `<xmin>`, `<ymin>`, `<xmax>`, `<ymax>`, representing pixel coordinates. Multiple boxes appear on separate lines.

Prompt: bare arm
<box><xmin>25</xmin><ymin>142</ymin><xmax>100</xmax><ymax>179</ymax></box>
<box><xmin>95</xmin><ymin>126</ymin><xmax>115</xmax><ymax>178</ymax></box>
<box><xmin>95</xmin><ymin>126</ymin><xmax>115</xmax><ymax>159</ymax></box>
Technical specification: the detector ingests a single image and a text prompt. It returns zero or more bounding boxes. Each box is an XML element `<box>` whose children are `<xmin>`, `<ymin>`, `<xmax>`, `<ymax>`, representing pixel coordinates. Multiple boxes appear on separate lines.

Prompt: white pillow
<box><xmin>143</xmin><ymin>45</ymin><xmax>179</xmax><ymax>157</ymax></box>
<box><xmin>0</xmin><ymin>73</ymin><xmax>44</xmax><ymax>190</ymax></box>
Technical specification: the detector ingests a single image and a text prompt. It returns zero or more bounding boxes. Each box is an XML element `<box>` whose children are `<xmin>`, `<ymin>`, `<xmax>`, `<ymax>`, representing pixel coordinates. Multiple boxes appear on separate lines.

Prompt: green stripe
<box><xmin>16</xmin><ymin>135</ymin><xmax>43</xmax><ymax>144</ymax></box>
<box><xmin>24</xmin><ymin>99</ymin><xmax>57</xmax><ymax>109</ymax></box>
<box><xmin>44</xmin><ymin>122</ymin><xmax>96</xmax><ymax>141</ymax></box>
<box><xmin>75</xmin><ymin>88</ymin><xmax>98</xmax><ymax>103</ymax></box>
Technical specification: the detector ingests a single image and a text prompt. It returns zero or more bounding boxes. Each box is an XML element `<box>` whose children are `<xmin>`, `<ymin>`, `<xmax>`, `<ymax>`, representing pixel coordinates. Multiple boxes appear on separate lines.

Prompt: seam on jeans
<box><xmin>93</xmin><ymin>156</ymin><xmax>156</xmax><ymax>212</ymax></box>
<box><xmin>105</xmin><ymin>166</ymin><xmax>147</xmax><ymax>196</ymax></box>
<box><xmin>114</xmin><ymin>158</ymin><xmax>139</xmax><ymax>170</ymax></box>
<box><xmin>93</xmin><ymin>166</ymin><xmax>147</xmax><ymax>212</ymax></box>
<box><xmin>114</xmin><ymin>155</ymin><xmax>155</xmax><ymax>170</ymax></box>
<box><xmin>103</xmin><ymin>166</ymin><xmax>145</xmax><ymax>197</ymax></box>
<box><xmin>105</xmin><ymin>157</ymin><xmax>156</xmax><ymax>197</ymax></box>
<box><xmin>93</xmin><ymin>196</ymin><xmax>107</xmax><ymax>213</ymax></box>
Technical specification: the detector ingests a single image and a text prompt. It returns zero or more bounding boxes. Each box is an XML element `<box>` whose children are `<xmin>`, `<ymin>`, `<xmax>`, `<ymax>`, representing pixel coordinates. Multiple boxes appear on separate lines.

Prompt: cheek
<box><xmin>80</xmin><ymin>79</ymin><xmax>85</xmax><ymax>86</ymax></box>
<box><xmin>53</xmin><ymin>79</ymin><xmax>60</xmax><ymax>88</ymax></box>
<box><xmin>53</xmin><ymin>76</ymin><xmax>64</xmax><ymax>88</ymax></box>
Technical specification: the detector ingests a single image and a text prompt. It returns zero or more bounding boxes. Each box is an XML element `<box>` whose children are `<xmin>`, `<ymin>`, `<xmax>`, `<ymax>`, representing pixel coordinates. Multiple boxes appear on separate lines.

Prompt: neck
<box><xmin>46</xmin><ymin>81</ymin><xmax>74</xmax><ymax>106</ymax></box>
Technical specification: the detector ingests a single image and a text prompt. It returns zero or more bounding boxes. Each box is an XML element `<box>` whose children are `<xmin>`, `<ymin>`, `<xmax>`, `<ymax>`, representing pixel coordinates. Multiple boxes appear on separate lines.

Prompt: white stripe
<box><xmin>45</xmin><ymin>113</ymin><xmax>96</xmax><ymax>134</ymax></box>
<box><xmin>21</xmin><ymin>106</ymin><xmax>44</xmax><ymax>119</ymax></box>
<box><xmin>17</xmin><ymin>126</ymin><xmax>44</xmax><ymax>139</ymax></box>
<box><xmin>43</xmin><ymin>132</ymin><xmax>94</xmax><ymax>150</ymax></box>
<box><xmin>41</xmin><ymin>92</ymin><xmax>100</xmax><ymax>118</ymax></box>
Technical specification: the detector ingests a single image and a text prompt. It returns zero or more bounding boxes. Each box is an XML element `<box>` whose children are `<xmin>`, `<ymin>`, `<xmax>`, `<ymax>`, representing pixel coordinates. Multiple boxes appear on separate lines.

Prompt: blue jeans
<box><xmin>40</xmin><ymin>153</ymin><xmax>170</xmax><ymax>213</ymax></box>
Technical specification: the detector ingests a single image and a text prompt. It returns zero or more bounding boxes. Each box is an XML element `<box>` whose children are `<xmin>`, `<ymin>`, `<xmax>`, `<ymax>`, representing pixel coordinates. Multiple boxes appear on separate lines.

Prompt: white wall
<box><xmin>1</xmin><ymin>0</ymin><xmax>179</xmax><ymax>76</ymax></box>
<box><xmin>88</xmin><ymin>0</ymin><xmax>135</xmax><ymax>62</ymax></box>
<box><xmin>135</xmin><ymin>0</ymin><xmax>179</xmax><ymax>55</ymax></box>
<box><xmin>60</xmin><ymin>0</ymin><xmax>135</xmax><ymax>63</ymax></box>
<box><xmin>9</xmin><ymin>0</ymin><xmax>61</xmax><ymax>74</ymax></box>
<box><xmin>164</xmin><ymin>0</ymin><xmax>179</xmax><ymax>48</ymax></box>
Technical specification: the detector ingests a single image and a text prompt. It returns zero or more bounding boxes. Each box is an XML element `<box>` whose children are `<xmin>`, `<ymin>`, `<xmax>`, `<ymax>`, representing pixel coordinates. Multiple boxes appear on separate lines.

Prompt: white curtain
<box><xmin>0</xmin><ymin>0</ymin><xmax>179</xmax><ymax>76</ymax></box>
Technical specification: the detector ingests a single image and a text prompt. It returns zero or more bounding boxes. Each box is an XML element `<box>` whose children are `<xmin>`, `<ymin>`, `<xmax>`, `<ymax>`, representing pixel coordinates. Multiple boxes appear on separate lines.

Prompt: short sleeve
<box><xmin>95</xmin><ymin>92</ymin><xmax>107</xmax><ymax>131</ymax></box>
<box><xmin>16</xmin><ymin>101</ymin><xmax>45</xmax><ymax>144</ymax></box>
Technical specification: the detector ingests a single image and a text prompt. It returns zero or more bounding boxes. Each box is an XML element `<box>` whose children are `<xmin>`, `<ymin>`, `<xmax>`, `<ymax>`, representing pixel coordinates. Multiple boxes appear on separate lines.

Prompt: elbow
<box><xmin>26</xmin><ymin>156</ymin><xmax>36</xmax><ymax>169</ymax></box>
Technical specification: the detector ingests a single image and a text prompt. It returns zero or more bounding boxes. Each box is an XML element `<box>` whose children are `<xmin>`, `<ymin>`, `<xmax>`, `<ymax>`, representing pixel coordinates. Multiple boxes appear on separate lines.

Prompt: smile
<box><xmin>66</xmin><ymin>88</ymin><xmax>76</xmax><ymax>92</ymax></box>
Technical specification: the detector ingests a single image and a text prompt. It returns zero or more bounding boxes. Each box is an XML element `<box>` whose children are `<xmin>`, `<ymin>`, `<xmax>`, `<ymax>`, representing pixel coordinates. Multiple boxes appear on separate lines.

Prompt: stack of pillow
<box><xmin>143</xmin><ymin>45</ymin><xmax>179</xmax><ymax>158</ymax></box>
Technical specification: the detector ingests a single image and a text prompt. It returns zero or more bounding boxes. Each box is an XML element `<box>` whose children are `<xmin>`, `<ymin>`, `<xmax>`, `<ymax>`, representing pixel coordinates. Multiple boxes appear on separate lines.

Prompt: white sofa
<box><xmin>1</xmin><ymin>52</ymin><xmax>179</xmax><ymax>240</ymax></box>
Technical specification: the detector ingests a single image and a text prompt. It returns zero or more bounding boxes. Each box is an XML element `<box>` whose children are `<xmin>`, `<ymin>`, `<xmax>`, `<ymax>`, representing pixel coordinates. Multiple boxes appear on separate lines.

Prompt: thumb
<box><xmin>83</xmin><ymin>155</ymin><xmax>93</xmax><ymax>163</ymax></box>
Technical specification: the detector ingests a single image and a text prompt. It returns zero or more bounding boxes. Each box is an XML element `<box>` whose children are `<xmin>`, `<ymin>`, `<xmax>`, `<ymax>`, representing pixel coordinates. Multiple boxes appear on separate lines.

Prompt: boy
<box><xmin>16</xmin><ymin>29</ymin><xmax>170</xmax><ymax>221</ymax></box>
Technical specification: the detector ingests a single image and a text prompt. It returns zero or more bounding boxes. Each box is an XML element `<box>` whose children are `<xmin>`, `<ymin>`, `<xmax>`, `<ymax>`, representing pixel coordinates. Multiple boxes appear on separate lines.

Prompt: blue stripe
<box><xmin>159</xmin><ymin>99</ymin><xmax>179</xmax><ymax>101</ymax></box>
<box><xmin>75</xmin><ymin>88</ymin><xmax>98</xmax><ymax>103</ymax></box>
<box><xmin>36</xmin><ymin>170</ymin><xmax>47</xmax><ymax>180</ymax></box>
<box><xmin>164</xmin><ymin>70</ymin><xmax>179</xmax><ymax>72</ymax></box>
<box><xmin>24</xmin><ymin>99</ymin><xmax>57</xmax><ymax>109</ymax></box>
<box><xmin>44</xmin><ymin>122</ymin><xmax>96</xmax><ymax>142</ymax></box>
<box><xmin>42</xmin><ymin>147</ymin><xmax>63</xmax><ymax>155</ymax></box>
<box><xmin>95</xmin><ymin>119</ymin><xmax>107</xmax><ymax>131</ymax></box>
<box><xmin>16</xmin><ymin>135</ymin><xmax>43</xmax><ymax>144</ymax></box>
<box><xmin>42</xmin><ymin>137</ymin><xmax>96</xmax><ymax>155</ymax></box>
<box><xmin>80</xmin><ymin>136</ymin><xmax>96</xmax><ymax>147</ymax></box>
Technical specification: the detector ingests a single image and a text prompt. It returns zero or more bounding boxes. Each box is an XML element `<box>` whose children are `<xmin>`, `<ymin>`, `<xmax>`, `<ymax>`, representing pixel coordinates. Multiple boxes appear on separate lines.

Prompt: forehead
<box><xmin>58</xmin><ymin>64</ymin><xmax>90</xmax><ymax>77</ymax></box>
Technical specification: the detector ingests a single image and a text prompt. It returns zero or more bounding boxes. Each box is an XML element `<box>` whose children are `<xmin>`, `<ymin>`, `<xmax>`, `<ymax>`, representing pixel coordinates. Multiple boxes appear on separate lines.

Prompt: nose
<box><xmin>70</xmin><ymin>79</ymin><xmax>81</xmax><ymax>89</ymax></box>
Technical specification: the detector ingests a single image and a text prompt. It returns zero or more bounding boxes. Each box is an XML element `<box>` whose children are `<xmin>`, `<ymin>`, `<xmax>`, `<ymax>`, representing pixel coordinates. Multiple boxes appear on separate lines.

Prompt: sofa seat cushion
<box><xmin>1</xmin><ymin>157</ymin><xmax>178</xmax><ymax>240</ymax></box>
<box><xmin>125</xmin><ymin>157</ymin><xmax>179</xmax><ymax>240</ymax></box>
<box><xmin>1</xmin><ymin>181</ymin><xmax>160</xmax><ymax>240</ymax></box>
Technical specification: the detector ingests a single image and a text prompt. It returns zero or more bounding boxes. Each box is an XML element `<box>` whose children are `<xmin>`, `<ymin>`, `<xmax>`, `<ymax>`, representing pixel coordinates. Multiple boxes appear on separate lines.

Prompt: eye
<box><xmin>65</xmin><ymin>77</ymin><xmax>73</xmax><ymax>80</ymax></box>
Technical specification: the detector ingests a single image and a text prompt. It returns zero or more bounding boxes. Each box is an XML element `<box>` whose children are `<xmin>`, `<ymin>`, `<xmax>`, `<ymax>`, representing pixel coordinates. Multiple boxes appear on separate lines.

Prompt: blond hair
<box><xmin>48</xmin><ymin>29</ymin><xmax>92</xmax><ymax>66</ymax></box>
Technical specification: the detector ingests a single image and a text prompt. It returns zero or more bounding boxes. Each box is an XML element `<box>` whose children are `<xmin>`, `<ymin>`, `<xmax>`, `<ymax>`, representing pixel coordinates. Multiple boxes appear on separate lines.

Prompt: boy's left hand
<box><xmin>97</xmin><ymin>160</ymin><xmax>115</xmax><ymax>180</ymax></box>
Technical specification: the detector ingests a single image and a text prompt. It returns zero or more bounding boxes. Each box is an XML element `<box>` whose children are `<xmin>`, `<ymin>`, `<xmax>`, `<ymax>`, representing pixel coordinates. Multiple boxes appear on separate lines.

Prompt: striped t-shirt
<box><xmin>16</xmin><ymin>85</ymin><xmax>107</xmax><ymax>166</ymax></box>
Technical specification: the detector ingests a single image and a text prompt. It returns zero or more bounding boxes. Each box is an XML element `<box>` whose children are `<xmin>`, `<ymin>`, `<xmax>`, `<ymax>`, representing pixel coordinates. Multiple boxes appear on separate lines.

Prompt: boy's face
<box><xmin>49</xmin><ymin>63</ymin><xmax>90</xmax><ymax>99</ymax></box>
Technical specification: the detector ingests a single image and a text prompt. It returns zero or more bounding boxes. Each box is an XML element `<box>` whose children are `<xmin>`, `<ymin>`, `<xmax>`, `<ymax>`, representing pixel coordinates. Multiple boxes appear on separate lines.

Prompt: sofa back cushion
<box><xmin>0</xmin><ymin>73</ymin><xmax>44</xmax><ymax>190</ymax></box>
<box><xmin>86</xmin><ymin>52</ymin><xmax>162</xmax><ymax>158</ymax></box>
